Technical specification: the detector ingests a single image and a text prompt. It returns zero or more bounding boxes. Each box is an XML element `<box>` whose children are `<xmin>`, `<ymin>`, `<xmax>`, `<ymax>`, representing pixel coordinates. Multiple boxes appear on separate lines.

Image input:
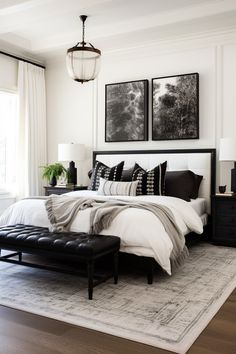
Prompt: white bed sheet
<box><xmin>0</xmin><ymin>191</ymin><xmax>204</xmax><ymax>275</ymax></box>
<box><xmin>189</xmin><ymin>198</ymin><xmax>207</xmax><ymax>217</ymax></box>
<box><xmin>189</xmin><ymin>198</ymin><xmax>207</xmax><ymax>226</ymax></box>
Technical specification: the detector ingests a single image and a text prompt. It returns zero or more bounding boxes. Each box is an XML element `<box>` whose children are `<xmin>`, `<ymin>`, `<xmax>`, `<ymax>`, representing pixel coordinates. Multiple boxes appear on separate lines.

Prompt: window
<box><xmin>0</xmin><ymin>91</ymin><xmax>18</xmax><ymax>194</ymax></box>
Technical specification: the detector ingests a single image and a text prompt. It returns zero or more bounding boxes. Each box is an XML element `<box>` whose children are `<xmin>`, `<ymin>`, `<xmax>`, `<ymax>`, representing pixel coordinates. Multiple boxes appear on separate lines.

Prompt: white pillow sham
<box><xmin>97</xmin><ymin>177</ymin><xmax>138</xmax><ymax>196</ymax></box>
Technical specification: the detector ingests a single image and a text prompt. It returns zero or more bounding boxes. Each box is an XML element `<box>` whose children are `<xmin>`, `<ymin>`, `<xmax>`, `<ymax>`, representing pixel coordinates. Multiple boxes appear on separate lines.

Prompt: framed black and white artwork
<box><xmin>105</xmin><ymin>79</ymin><xmax>148</xmax><ymax>142</ymax></box>
<box><xmin>152</xmin><ymin>73</ymin><xmax>199</xmax><ymax>141</ymax></box>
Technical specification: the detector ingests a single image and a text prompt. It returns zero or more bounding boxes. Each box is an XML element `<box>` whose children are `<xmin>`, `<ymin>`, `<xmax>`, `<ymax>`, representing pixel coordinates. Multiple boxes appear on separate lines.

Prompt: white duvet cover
<box><xmin>0</xmin><ymin>191</ymin><xmax>203</xmax><ymax>275</ymax></box>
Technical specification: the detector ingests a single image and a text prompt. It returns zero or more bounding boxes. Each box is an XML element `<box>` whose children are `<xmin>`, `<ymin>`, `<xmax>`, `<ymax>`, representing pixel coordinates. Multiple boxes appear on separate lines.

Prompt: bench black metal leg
<box><xmin>87</xmin><ymin>260</ymin><xmax>94</xmax><ymax>300</ymax></box>
<box><xmin>147</xmin><ymin>258</ymin><xmax>154</xmax><ymax>284</ymax></box>
<box><xmin>19</xmin><ymin>252</ymin><xmax>22</xmax><ymax>262</ymax></box>
<box><xmin>113</xmin><ymin>251</ymin><xmax>119</xmax><ymax>284</ymax></box>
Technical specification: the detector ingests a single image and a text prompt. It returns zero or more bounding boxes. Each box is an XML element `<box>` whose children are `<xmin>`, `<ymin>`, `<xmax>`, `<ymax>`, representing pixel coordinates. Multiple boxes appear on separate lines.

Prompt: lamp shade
<box><xmin>58</xmin><ymin>143</ymin><xmax>85</xmax><ymax>162</ymax></box>
<box><xmin>219</xmin><ymin>138</ymin><xmax>236</xmax><ymax>161</ymax></box>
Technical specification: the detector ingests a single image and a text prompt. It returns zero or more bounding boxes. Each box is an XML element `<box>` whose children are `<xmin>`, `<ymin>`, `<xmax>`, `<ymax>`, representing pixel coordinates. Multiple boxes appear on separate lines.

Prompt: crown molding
<box><xmin>101</xmin><ymin>26</ymin><xmax>236</xmax><ymax>61</ymax></box>
<box><xmin>0</xmin><ymin>38</ymin><xmax>45</xmax><ymax>66</ymax></box>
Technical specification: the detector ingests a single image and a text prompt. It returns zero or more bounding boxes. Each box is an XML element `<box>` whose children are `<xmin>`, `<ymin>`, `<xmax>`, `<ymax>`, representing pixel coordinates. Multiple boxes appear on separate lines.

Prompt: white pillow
<box><xmin>97</xmin><ymin>177</ymin><xmax>138</xmax><ymax>196</ymax></box>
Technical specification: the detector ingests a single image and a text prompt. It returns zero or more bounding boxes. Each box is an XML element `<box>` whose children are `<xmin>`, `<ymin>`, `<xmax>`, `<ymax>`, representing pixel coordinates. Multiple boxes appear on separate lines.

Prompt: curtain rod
<box><xmin>0</xmin><ymin>51</ymin><xmax>46</xmax><ymax>69</ymax></box>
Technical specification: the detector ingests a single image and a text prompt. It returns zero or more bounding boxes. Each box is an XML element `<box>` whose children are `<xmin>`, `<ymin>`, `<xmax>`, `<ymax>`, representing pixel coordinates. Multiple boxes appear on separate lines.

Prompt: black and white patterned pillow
<box><xmin>132</xmin><ymin>161</ymin><xmax>167</xmax><ymax>196</ymax></box>
<box><xmin>88</xmin><ymin>161</ymin><xmax>124</xmax><ymax>191</ymax></box>
<box><xmin>97</xmin><ymin>177</ymin><xmax>138</xmax><ymax>196</ymax></box>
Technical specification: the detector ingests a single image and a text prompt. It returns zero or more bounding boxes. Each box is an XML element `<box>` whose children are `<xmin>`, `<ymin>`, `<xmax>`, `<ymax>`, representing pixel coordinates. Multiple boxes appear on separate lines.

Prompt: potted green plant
<box><xmin>42</xmin><ymin>163</ymin><xmax>67</xmax><ymax>186</ymax></box>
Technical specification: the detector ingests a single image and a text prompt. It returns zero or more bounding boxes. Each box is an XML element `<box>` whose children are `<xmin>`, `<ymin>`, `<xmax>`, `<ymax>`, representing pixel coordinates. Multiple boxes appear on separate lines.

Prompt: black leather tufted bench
<box><xmin>0</xmin><ymin>224</ymin><xmax>120</xmax><ymax>299</ymax></box>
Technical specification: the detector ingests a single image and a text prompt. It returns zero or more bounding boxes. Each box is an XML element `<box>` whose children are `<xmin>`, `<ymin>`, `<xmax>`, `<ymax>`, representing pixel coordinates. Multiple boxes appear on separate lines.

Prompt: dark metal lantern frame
<box><xmin>67</xmin><ymin>15</ymin><xmax>101</xmax><ymax>83</ymax></box>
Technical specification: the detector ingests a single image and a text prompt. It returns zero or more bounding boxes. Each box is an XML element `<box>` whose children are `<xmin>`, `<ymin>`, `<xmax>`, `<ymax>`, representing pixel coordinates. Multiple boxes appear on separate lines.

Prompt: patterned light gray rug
<box><xmin>0</xmin><ymin>243</ymin><xmax>235</xmax><ymax>354</ymax></box>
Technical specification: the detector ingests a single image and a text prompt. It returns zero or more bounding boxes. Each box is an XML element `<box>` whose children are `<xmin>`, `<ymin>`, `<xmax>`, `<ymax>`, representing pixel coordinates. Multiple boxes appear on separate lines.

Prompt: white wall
<box><xmin>46</xmin><ymin>31</ymin><xmax>236</xmax><ymax>191</ymax></box>
<box><xmin>96</xmin><ymin>46</ymin><xmax>216</xmax><ymax>151</ymax></box>
<box><xmin>221</xmin><ymin>42</ymin><xmax>236</xmax><ymax>188</ymax></box>
<box><xmin>46</xmin><ymin>58</ymin><xmax>94</xmax><ymax>185</ymax></box>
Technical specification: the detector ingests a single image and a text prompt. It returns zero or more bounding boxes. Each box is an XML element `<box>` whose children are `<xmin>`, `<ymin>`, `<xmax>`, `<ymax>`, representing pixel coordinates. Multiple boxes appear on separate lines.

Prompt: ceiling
<box><xmin>1</xmin><ymin>0</ymin><xmax>236</xmax><ymax>60</ymax></box>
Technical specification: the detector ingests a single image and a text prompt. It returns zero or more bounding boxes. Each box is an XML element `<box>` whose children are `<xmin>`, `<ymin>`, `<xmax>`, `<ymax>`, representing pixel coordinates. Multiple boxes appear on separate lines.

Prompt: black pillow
<box><xmin>164</xmin><ymin>170</ymin><xmax>203</xmax><ymax>201</ymax></box>
<box><xmin>132</xmin><ymin>161</ymin><xmax>167</xmax><ymax>196</ymax></box>
<box><xmin>88</xmin><ymin>161</ymin><xmax>124</xmax><ymax>191</ymax></box>
<box><xmin>121</xmin><ymin>165</ymin><xmax>138</xmax><ymax>182</ymax></box>
<box><xmin>191</xmin><ymin>174</ymin><xmax>203</xmax><ymax>199</ymax></box>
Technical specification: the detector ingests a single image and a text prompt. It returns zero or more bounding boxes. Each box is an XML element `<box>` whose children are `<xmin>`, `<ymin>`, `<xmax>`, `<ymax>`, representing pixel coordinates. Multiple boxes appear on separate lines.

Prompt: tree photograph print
<box><xmin>152</xmin><ymin>73</ymin><xmax>199</xmax><ymax>140</ymax></box>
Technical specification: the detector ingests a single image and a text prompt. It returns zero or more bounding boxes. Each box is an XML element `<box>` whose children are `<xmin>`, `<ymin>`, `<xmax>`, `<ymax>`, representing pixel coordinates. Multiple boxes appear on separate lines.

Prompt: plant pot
<box><xmin>49</xmin><ymin>176</ymin><xmax>57</xmax><ymax>187</ymax></box>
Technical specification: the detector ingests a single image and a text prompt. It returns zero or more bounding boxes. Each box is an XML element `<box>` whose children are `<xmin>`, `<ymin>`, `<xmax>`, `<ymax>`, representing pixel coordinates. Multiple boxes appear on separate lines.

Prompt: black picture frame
<box><xmin>152</xmin><ymin>73</ymin><xmax>199</xmax><ymax>141</ymax></box>
<box><xmin>105</xmin><ymin>79</ymin><xmax>148</xmax><ymax>142</ymax></box>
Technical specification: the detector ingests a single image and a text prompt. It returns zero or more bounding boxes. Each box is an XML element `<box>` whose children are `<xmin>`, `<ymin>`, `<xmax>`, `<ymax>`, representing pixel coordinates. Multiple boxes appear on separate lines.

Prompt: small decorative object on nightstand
<box><xmin>44</xmin><ymin>185</ymin><xmax>87</xmax><ymax>196</ymax></box>
<box><xmin>212</xmin><ymin>195</ymin><xmax>236</xmax><ymax>247</ymax></box>
<box><xmin>218</xmin><ymin>185</ymin><xmax>226</xmax><ymax>194</ymax></box>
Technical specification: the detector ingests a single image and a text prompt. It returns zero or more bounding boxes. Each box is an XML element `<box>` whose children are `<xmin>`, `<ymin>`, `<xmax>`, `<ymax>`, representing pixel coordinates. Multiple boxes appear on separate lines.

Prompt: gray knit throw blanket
<box><xmin>45</xmin><ymin>195</ymin><xmax>188</xmax><ymax>268</ymax></box>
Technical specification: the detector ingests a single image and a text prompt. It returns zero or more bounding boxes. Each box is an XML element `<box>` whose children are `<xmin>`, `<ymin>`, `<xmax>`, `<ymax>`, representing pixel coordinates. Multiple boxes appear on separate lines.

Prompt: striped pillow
<box><xmin>132</xmin><ymin>161</ymin><xmax>167</xmax><ymax>196</ymax></box>
<box><xmin>98</xmin><ymin>178</ymin><xmax>138</xmax><ymax>196</ymax></box>
<box><xmin>88</xmin><ymin>161</ymin><xmax>124</xmax><ymax>191</ymax></box>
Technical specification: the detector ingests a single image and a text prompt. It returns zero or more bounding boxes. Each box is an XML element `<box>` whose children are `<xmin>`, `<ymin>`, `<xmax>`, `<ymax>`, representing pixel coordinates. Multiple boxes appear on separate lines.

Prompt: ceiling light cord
<box><xmin>80</xmin><ymin>15</ymin><xmax>87</xmax><ymax>46</ymax></box>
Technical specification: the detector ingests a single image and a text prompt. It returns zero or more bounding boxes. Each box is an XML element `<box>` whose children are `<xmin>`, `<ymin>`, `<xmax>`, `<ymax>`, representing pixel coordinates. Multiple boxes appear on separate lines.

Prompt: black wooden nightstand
<box><xmin>211</xmin><ymin>194</ymin><xmax>236</xmax><ymax>246</ymax></box>
<box><xmin>44</xmin><ymin>185</ymin><xmax>88</xmax><ymax>196</ymax></box>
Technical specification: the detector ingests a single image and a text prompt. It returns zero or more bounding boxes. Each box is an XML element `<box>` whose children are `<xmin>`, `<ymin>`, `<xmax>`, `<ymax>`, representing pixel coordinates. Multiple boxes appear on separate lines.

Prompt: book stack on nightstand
<box><xmin>44</xmin><ymin>185</ymin><xmax>88</xmax><ymax>196</ymax></box>
<box><xmin>211</xmin><ymin>194</ymin><xmax>236</xmax><ymax>247</ymax></box>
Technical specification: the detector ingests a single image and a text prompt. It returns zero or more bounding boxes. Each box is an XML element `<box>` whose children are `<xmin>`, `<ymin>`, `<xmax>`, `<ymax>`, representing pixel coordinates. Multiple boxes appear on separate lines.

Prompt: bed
<box><xmin>0</xmin><ymin>148</ymin><xmax>216</xmax><ymax>277</ymax></box>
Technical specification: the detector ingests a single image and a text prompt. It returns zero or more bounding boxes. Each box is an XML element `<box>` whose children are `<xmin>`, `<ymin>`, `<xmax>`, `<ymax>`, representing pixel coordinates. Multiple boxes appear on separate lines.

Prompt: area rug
<box><xmin>0</xmin><ymin>243</ymin><xmax>235</xmax><ymax>354</ymax></box>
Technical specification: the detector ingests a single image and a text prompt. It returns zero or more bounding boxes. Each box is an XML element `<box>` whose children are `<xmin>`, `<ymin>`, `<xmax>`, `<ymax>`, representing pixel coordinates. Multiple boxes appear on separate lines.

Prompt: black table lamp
<box><xmin>58</xmin><ymin>143</ymin><xmax>85</xmax><ymax>185</ymax></box>
<box><xmin>219</xmin><ymin>138</ymin><xmax>236</xmax><ymax>194</ymax></box>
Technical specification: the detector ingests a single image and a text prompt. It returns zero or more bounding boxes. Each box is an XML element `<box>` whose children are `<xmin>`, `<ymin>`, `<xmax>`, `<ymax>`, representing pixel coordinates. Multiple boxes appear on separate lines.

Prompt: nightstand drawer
<box><xmin>215</xmin><ymin>200</ymin><xmax>236</xmax><ymax>215</ymax></box>
<box><xmin>216</xmin><ymin>214</ymin><xmax>236</xmax><ymax>227</ymax></box>
<box><xmin>214</xmin><ymin>226</ymin><xmax>236</xmax><ymax>242</ymax></box>
<box><xmin>44</xmin><ymin>186</ymin><xmax>88</xmax><ymax>196</ymax></box>
<box><xmin>46</xmin><ymin>188</ymin><xmax>65</xmax><ymax>195</ymax></box>
<box><xmin>212</xmin><ymin>195</ymin><xmax>236</xmax><ymax>247</ymax></box>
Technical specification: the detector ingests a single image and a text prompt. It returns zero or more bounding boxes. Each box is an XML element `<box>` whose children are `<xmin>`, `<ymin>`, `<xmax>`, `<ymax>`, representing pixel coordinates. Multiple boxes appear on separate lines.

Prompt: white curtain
<box><xmin>17</xmin><ymin>61</ymin><xmax>47</xmax><ymax>198</ymax></box>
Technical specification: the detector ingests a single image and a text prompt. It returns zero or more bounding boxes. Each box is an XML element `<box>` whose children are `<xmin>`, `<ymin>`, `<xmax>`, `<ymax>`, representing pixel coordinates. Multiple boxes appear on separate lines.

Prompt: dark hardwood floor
<box><xmin>0</xmin><ymin>289</ymin><xmax>235</xmax><ymax>354</ymax></box>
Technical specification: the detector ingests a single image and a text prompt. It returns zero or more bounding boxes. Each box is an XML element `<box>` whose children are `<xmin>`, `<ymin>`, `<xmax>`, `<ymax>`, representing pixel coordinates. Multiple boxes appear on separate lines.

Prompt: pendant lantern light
<box><xmin>66</xmin><ymin>15</ymin><xmax>101</xmax><ymax>83</ymax></box>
